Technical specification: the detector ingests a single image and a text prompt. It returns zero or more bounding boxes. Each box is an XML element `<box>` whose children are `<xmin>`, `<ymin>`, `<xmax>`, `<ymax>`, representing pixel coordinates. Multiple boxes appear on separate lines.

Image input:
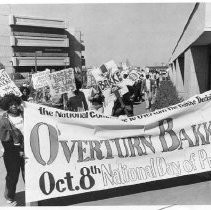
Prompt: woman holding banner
<box><xmin>0</xmin><ymin>94</ymin><xmax>25</xmax><ymax>206</ymax></box>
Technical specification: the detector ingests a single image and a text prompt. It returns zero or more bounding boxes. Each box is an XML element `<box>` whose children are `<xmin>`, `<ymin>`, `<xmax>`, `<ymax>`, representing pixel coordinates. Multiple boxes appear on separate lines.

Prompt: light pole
<box><xmin>34</xmin><ymin>51</ymin><xmax>42</xmax><ymax>73</ymax></box>
<box><xmin>64</xmin><ymin>60</ymin><xmax>68</xmax><ymax>69</ymax></box>
<box><xmin>63</xmin><ymin>60</ymin><xmax>69</xmax><ymax>110</ymax></box>
<box><xmin>34</xmin><ymin>52</ymin><xmax>37</xmax><ymax>73</ymax></box>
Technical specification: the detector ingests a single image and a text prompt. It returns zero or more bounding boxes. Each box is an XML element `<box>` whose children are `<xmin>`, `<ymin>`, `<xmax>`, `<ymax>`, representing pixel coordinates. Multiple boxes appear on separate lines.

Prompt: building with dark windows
<box><xmin>0</xmin><ymin>13</ymin><xmax>85</xmax><ymax>78</ymax></box>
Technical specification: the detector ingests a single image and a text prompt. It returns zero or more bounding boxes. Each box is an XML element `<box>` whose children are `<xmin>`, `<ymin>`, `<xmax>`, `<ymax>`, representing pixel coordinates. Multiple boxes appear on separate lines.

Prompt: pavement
<box><xmin>1</xmin><ymin>102</ymin><xmax>211</xmax><ymax>206</ymax></box>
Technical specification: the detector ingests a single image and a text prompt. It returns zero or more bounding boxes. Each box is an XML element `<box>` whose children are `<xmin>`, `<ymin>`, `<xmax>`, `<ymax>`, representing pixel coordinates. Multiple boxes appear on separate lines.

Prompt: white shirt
<box><xmin>8</xmin><ymin>115</ymin><xmax>24</xmax><ymax>135</ymax></box>
<box><xmin>146</xmin><ymin>79</ymin><xmax>151</xmax><ymax>91</ymax></box>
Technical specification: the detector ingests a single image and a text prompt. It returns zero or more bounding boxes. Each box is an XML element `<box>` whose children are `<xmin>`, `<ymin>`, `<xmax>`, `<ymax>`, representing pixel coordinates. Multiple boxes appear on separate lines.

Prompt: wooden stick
<box><xmin>63</xmin><ymin>93</ymin><xmax>67</xmax><ymax>110</ymax></box>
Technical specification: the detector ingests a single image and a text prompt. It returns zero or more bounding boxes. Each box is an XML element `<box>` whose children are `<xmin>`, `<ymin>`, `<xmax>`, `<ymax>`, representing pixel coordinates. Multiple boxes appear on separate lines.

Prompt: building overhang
<box><xmin>10</xmin><ymin>35</ymin><xmax>69</xmax><ymax>48</ymax></box>
<box><xmin>169</xmin><ymin>3</ymin><xmax>211</xmax><ymax>63</ymax></box>
<box><xmin>12</xmin><ymin>57</ymin><xmax>70</xmax><ymax>66</ymax></box>
<box><xmin>9</xmin><ymin>15</ymin><xmax>66</xmax><ymax>29</ymax></box>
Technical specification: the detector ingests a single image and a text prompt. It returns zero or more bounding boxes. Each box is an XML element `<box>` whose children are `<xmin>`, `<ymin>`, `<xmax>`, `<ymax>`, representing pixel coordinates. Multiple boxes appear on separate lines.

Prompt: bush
<box><xmin>151</xmin><ymin>80</ymin><xmax>183</xmax><ymax>111</ymax></box>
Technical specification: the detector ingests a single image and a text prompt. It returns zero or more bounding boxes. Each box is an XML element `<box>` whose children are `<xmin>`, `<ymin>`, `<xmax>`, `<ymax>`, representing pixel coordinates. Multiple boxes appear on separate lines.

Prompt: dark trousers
<box><xmin>3</xmin><ymin>151</ymin><xmax>25</xmax><ymax>200</ymax></box>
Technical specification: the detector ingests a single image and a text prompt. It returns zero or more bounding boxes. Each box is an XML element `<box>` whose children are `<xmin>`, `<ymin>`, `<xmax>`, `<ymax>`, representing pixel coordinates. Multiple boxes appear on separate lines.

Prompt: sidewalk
<box><xmin>134</xmin><ymin>101</ymin><xmax>147</xmax><ymax>116</ymax></box>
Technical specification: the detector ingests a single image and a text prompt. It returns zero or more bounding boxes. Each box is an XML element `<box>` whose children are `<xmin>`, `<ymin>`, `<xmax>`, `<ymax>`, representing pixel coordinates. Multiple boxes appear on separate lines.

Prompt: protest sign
<box><xmin>25</xmin><ymin>90</ymin><xmax>211</xmax><ymax>202</ymax></box>
<box><xmin>92</xmin><ymin>61</ymin><xmax>123</xmax><ymax>91</ymax></box>
<box><xmin>86</xmin><ymin>69</ymin><xmax>97</xmax><ymax>88</ymax></box>
<box><xmin>128</xmin><ymin>69</ymin><xmax>142</xmax><ymax>82</ymax></box>
<box><xmin>91</xmin><ymin>60</ymin><xmax>129</xmax><ymax>109</ymax></box>
<box><xmin>48</xmin><ymin>68</ymin><xmax>76</xmax><ymax>96</ymax></box>
<box><xmin>121</xmin><ymin>62</ymin><xmax>129</xmax><ymax>71</ymax></box>
<box><xmin>0</xmin><ymin>69</ymin><xmax>22</xmax><ymax>97</ymax></box>
<box><xmin>32</xmin><ymin>69</ymin><xmax>50</xmax><ymax>89</ymax></box>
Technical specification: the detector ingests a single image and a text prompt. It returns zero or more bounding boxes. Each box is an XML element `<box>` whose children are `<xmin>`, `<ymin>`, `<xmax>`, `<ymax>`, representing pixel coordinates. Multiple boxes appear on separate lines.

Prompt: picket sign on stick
<box><xmin>48</xmin><ymin>68</ymin><xmax>76</xmax><ymax>97</ymax></box>
<box><xmin>63</xmin><ymin>93</ymin><xmax>67</xmax><ymax>110</ymax></box>
<box><xmin>31</xmin><ymin>69</ymin><xmax>50</xmax><ymax>90</ymax></box>
<box><xmin>24</xmin><ymin>89</ymin><xmax>211</xmax><ymax>203</ymax></box>
<box><xmin>0</xmin><ymin>69</ymin><xmax>22</xmax><ymax>97</ymax></box>
<box><xmin>92</xmin><ymin>60</ymin><xmax>129</xmax><ymax>115</ymax></box>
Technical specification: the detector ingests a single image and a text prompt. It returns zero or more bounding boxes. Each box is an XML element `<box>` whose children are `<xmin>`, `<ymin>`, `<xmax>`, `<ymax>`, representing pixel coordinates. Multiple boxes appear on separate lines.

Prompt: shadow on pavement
<box><xmin>38</xmin><ymin>172</ymin><xmax>211</xmax><ymax>206</ymax></box>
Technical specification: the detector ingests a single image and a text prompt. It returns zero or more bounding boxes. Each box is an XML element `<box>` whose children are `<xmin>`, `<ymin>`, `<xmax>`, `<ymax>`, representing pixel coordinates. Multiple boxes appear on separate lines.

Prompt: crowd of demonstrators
<box><xmin>14</xmin><ymin>68</ymin><xmax>163</xmax><ymax>117</ymax></box>
<box><xmin>141</xmin><ymin>70</ymin><xmax>162</xmax><ymax>111</ymax></box>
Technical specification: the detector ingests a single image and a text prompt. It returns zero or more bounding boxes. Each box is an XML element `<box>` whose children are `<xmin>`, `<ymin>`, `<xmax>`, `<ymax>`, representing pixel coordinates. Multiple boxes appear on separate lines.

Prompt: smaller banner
<box><xmin>32</xmin><ymin>69</ymin><xmax>50</xmax><ymax>90</ymax></box>
<box><xmin>128</xmin><ymin>69</ymin><xmax>142</xmax><ymax>82</ymax></box>
<box><xmin>121</xmin><ymin>62</ymin><xmax>129</xmax><ymax>71</ymax></box>
<box><xmin>92</xmin><ymin>60</ymin><xmax>127</xmax><ymax>94</ymax></box>
<box><xmin>48</xmin><ymin>68</ymin><xmax>76</xmax><ymax>96</ymax></box>
<box><xmin>92</xmin><ymin>60</ymin><xmax>131</xmax><ymax>109</ymax></box>
<box><xmin>86</xmin><ymin>69</ymin><xmax>97</xmax><ymax>88</ymax></box>
<box><xmin>0</xmin><ymin>69</ymin><xmax>22</xmax><ymax>97</ymax></box>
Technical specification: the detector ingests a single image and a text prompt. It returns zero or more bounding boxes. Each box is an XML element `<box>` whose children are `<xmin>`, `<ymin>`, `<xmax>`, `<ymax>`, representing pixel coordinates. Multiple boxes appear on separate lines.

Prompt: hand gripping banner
<box><xmin>24</xmin><ymin>90</ymin><xmax>211</xmax><ymax>202</ymax></box>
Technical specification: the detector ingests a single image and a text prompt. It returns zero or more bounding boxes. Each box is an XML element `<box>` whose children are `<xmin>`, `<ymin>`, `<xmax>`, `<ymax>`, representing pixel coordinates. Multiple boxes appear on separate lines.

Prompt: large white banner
<box><xmin>32</xmin><ymin>69</ymin><xmax>50</xmax><ymax>90</ymax></box>
<box><xmin>24</xmin><ymin>90</ymin><xmax>211</xmax><ymax>202</ymax></box>
<box><xmin>86</xmin><ymin>69</ymin><xmax>97</xmax><ymax>88</ymax></box>
<box><xmin>0</xmin><ymin>69</ymin><xmax>22</xmax><ymax>97</ymax></box>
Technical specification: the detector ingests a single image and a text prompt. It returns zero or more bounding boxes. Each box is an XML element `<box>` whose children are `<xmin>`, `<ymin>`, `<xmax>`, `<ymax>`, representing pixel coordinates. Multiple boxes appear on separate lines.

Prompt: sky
<box><xmin>1</xmin><ymin>3</ymin><xmax>195</xmax><ymax>67</ymax></box>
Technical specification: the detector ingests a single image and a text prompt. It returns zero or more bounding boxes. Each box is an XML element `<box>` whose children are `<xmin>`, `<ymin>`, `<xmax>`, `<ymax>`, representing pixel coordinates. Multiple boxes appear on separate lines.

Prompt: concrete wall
<box><xmin>168</xmin><ymin>65</ymin><xmax>173</xmax><ymax>82</ymax></box>
<box><xmin>171</xmin><ymin>3</ymin><xmax>206</xmax><ymax>62</ymax></box>
<box><xmin>172</xmin><ymin>61</ymin><xmax>177</xmax><ymax>86</ymax></box>
<box><xmin>183</xmin><ymin>46</ymin><xmax>209</xmax><ymax>99</ymax></box>
<box><xmin>169</xmin><ymin>3</ymin><xmax>211</xmax><ymax>99</ymax></box>
<box><xmin>175</xmin><ymin>56</ymin><xmax>186</xmax><ymax>98</ymax></box>
<box><xmin>205</xmin><ymin>3</ymin><xmax>211</xmax><ymax>29</ymax></box>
